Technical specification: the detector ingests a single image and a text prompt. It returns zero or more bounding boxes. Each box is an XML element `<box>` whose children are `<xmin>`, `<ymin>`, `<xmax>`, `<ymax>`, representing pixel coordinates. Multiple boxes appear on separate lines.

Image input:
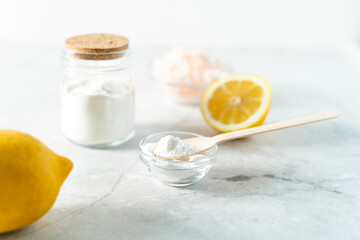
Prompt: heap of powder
<box><xmin>65</xmin><ymin>79</ymin><xmax>130</xmax><ymax>97</ymax></box>
<box><xmin>146</xmin><ymin>135</ymin><xmax>197</xmax><ymax>158</ymax></box>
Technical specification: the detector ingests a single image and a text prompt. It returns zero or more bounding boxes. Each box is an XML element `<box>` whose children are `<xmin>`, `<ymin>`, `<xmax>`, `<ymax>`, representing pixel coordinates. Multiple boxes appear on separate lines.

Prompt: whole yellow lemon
<box><xmin>0</xmin><ymin>130</ymin><xmax>73</xmax><ymax>233</ymax></box>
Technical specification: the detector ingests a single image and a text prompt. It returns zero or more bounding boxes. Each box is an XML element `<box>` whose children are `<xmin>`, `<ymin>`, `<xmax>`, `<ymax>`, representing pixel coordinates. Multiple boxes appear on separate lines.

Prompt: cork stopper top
<box><xmin>65</xmin><ymin>34</ymin><xmax>129</xmax><ymax>60</ymax></box>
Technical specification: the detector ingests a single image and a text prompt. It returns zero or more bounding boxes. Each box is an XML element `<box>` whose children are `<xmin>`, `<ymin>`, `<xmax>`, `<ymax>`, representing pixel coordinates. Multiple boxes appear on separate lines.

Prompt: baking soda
<box><xmin>61</xmin><ymin>79</ymin><xmax>134</xmax><ymax>146</ymax></box>
<box><xmin>144</xmin><ymin>135</ymin><xmax>197</xmax><ymax>158</ymax></box>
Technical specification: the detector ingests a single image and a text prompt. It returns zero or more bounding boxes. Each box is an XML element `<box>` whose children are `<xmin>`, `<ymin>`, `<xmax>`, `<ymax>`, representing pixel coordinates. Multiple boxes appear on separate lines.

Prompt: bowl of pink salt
<box><xmin>151</xmin><ymin>48</ymin><xmax>228</xmax><ymax>104</ymax></box>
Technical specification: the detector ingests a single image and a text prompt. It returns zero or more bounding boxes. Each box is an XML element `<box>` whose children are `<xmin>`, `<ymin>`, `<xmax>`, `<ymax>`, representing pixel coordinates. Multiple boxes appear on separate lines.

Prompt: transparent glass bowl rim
<box><xmin>148</xmin><ymin>73</ymin><xmax>212</xmax><ymax>89</ymax></box>
<box><xmin>148</xmin><ymin>58</ymin><xmax>230</xmax><ymax>89</ymax></box>
<box><xmin>139</xmin><ymin>131</ymin><xmax>218</xmax><ymax>165</ymax></box>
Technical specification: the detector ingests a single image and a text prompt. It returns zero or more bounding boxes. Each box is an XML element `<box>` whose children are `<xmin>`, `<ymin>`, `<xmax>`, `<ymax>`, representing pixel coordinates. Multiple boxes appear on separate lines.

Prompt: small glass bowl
<box><xmin>139</xmin><ymin>131</ymin><xmax>218</xmax><ymax>187</ymax></box>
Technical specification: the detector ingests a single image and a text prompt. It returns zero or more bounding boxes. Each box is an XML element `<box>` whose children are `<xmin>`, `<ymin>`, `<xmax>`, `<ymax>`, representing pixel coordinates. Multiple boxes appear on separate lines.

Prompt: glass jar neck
<box><xmin>62</xmin><ymin>48</ymin><xmax>132</xmax><ymax>72</ymax></box>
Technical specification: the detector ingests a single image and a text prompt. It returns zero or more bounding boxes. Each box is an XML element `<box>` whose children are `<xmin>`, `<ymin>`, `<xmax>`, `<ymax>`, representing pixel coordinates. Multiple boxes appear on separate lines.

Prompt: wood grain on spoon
<box><xmin>157</xmin><ymin>112</ymin><xmax>341</xmax><ymax>161</ymax></box>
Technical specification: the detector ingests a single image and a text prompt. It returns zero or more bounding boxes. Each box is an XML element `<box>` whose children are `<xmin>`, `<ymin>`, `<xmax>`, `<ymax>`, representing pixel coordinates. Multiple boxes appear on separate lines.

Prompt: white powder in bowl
<box><xmin>143</xmin><ymin>135</ymin><xmax>198</xmax><ymax>158</ymax></box>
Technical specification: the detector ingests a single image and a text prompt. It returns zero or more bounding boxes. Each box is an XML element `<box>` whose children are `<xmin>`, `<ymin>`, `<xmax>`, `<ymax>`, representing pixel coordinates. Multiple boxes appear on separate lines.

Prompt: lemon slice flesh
<box><xmin>200</xmin><ymin>74</ymin><xmax>272</xmax><ymax>132</ymax></box>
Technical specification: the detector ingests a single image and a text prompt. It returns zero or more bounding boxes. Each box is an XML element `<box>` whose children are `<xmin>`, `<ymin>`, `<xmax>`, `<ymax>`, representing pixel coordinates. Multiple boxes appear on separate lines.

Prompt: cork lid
<box><xmin>65</xmin><ymin>33</ymin><xmax>129</xmax><ymax>60</ymax></box>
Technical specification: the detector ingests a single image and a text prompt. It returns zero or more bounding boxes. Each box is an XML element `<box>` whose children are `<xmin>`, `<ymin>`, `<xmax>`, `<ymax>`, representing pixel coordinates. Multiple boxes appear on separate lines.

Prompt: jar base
<box><xmin>63</xmin><ymin>130</ymin><xmax>135</xmax><ymax>149</ymax></box>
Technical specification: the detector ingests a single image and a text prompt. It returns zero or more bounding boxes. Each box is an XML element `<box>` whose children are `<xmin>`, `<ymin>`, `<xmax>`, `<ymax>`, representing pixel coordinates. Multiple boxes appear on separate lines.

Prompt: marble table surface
<box><xmin>0</xmin><ymin>44</ymin><xmax>359</xmax><ymax>240</ymax></box>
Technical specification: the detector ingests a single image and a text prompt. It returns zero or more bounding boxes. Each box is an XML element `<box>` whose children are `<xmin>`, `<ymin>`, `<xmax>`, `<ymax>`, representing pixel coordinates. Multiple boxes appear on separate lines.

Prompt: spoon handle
<box><xmin>212</xmin><ymin>112</ymin><xmax>341</xmax><ymax>144</ymax></box>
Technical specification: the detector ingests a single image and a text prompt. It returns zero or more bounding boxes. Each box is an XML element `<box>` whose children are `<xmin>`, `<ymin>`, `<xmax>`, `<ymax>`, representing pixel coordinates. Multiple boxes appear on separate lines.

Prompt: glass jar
<box><xmin>60</xmin><ymin>34</ymin><xmax>135</xmax><ymax>148</ymax></box>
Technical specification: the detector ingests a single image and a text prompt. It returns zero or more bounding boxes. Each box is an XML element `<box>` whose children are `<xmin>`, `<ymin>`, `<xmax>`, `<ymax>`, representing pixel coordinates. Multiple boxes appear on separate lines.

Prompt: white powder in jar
<box><xmin>60</xmin><ymin>79</ymin><xmax>134</xmax><ymax>146</ymax></box>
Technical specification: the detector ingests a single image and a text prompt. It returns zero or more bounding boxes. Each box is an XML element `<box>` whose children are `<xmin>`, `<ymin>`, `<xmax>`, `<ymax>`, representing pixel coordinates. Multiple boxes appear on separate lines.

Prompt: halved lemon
<box><xmin>200</xmin><ymin>74</ymin><xmax>272</xmax><ymax>132</ymax></box>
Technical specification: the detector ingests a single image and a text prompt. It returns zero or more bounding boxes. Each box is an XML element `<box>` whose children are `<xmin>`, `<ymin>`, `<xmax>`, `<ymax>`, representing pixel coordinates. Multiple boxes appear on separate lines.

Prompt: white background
<box><xmin>0</xmin><ymin>0</ymin><xmax>359</xmax><ymax>47</ymax></box>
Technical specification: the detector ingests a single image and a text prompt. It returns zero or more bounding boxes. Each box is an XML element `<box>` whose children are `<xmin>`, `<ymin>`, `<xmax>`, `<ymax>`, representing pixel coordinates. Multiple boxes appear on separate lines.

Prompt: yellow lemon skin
<box><xmin>0</xmin><ymin>130</ymin><xmax>73</xmax><ymax>233</ymax></box>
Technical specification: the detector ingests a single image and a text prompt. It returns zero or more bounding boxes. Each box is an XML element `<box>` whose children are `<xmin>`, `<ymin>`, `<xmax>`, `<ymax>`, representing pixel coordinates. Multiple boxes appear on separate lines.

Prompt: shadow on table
<box><xmin>0</xmin><ymin>226</ymin><xmax>37</xmax><ymax>240</ymax></box>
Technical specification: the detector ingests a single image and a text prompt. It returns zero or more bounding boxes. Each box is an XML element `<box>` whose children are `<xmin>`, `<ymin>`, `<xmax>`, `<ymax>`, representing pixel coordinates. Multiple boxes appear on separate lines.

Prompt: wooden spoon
<box><xmin>158</xmin><ymin>112</ymin><xmax>340</xmax><ymax>161</ymax></box>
